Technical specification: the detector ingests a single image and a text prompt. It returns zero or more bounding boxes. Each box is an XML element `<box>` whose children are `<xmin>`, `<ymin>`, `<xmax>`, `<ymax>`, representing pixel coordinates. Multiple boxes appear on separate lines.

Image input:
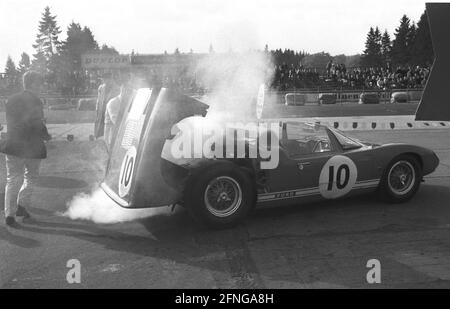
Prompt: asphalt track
<box><xmin>0</xmin><ymin>102</ymin><xmax>418</xmax><ymax>125</ymax></box>
<box><xmin>265</xmin><ymin>102</ymin><xmax>418</xmax><ymax>118</ymax></box>
<box><xmin>1</xmin><ymin>104</ymin><xmax>450</xmax><ymax>288</ymax></box>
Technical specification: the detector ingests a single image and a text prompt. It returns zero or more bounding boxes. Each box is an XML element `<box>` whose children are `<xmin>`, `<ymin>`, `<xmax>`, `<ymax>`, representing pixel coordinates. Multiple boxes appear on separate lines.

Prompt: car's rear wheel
<box><xmin>379</xmin><ymin>154</ymin><xmax>422</xmax><ymax>203</ymax></box>
<box><xmin>184</xmin><ymin>162</ymin><xmax>255</xmax><ymax>228</ymax></box>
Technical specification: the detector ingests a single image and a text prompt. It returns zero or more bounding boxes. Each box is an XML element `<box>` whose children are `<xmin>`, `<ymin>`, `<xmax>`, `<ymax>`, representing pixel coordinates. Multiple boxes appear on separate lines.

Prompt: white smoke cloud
<box><xmin>62</xmin><ymin>188</ymin><xmax>171</xmax><ymax>224</ymax></box>
<box><xmin>194</xmin><ymin>51</ymin><xmax>274</xmax><ymax>119</ymax></box>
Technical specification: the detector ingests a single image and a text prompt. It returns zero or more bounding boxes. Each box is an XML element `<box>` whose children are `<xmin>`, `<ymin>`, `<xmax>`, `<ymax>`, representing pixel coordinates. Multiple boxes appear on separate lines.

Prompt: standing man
<box><xmin>94</xmin><ymin>72</ymin><xmax>119</xmax><ymax>139</ymax></box>
<box><xmin>0</xmin><ymin>71</ymin><xmax>51</xmax><ymax>226</ymax></box>
<box><xmin>104</xmin><ymin>77</ymin><xmax>134</xmax><ymax>149</ymax></box>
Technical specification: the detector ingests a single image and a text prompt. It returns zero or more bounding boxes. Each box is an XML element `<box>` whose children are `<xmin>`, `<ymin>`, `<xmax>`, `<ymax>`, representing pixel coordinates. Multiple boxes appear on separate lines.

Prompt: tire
<box><xmin>379</xmin><ymin>154</ymin><xmax>422</xmax><ymax>203</ymax></box>
<box><xmin>184</xmin><ymin>162</ymin><xmax>255</xmax><ymax>229</ymax></box>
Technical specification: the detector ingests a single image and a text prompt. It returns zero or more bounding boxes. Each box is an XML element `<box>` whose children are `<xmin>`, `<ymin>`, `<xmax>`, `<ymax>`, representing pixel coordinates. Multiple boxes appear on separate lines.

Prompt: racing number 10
<box><xmin>327</xmin><ymin>164</ymin><xmax>350</xmax><ymax>191</ymax></box>
<box><xmin>120</xmin><ymin>154</ymin><xmax>134</xmax><ymax>188</ymax></box>
<box><xmin>118</xmin><ymin>146</ymin><xmax>137</xmax><ymax>198</ymax></box>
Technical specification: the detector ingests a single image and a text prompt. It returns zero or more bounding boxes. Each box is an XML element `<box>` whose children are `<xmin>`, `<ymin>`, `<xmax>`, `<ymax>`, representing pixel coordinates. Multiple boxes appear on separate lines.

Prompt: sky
<box><xmin>0</xmin><ymin>0</ymin><xmax>443</xmax><ymax>68</ymax></box>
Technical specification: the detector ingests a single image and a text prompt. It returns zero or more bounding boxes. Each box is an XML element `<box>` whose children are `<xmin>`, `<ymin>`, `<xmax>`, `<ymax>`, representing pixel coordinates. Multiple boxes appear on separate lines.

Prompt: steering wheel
<box><xmin>313</xmin><ymin>140</ymin><xmax>330</xmax><ymax>153</ymax></box>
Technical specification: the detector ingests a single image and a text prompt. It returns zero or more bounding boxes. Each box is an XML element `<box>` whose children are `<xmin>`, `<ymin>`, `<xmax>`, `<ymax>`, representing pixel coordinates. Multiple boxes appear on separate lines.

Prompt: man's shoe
<box><xmin>5</xmin><ymin>216</ymin><xmax>16</xmax><ymax>227</ymax></box>
<box><xmin>16</xmin><ymin>205</ymin><xmax>31</xmax><ymax>219</ymax></box>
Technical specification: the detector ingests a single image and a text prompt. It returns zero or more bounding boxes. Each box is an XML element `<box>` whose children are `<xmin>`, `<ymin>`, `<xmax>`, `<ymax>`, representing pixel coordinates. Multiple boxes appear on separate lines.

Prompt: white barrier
<box><xmin>391</xmin><ymin>92</ymin><xmax>409</xmax><ymax>103</ymax></box>
<box><xmin>319</xmin><ymin>93</ymin><xmax>337</xmax><ymax>104</ymax></box>
<box><xmin>275</xmin><ymin>89</ymin><xmax>423</xmax><ymax>105</ymax></box>
<box><xmin>285</xmin><ymin>93</ymin><xmax>306</xmax><ymax>105</ymax></box>
<box><xmin>77</xmin><ymin>98</ymin><xmax>96</xmax><ymax>111</ymax></box>
<box><xmin>266</xmin><ymin>116</ymin><xmax>450</xmax><ymax>131</ymax></box>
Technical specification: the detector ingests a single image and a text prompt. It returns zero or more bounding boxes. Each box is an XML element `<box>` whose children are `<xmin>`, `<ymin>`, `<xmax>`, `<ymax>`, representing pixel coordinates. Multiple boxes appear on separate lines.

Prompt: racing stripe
<box><xmin>258</xmin><ymin>187</ymin><xmax>320</xmax><ymax>202</ymax></box>
<box><xmin>257</xmin><ymin>179</ymin><xmax>380</xmax><ymax>202</ymax></box>
<box><xmin>353</xmin><ymin>179</ymin><xmax>380</xmax><ymax>188</ymax></box>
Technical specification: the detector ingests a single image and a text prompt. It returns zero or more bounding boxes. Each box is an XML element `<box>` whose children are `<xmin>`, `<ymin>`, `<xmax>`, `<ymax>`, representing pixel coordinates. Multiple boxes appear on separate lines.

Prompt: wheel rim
<box><xmin>204</xmin><ymin>176</ymin><xmax>242</xmax><ymax>218</ymax></box>
<box><xmin>388</xmin><ymin>160</ymin><xmax>415</xmax><ymax>195</ymax></box>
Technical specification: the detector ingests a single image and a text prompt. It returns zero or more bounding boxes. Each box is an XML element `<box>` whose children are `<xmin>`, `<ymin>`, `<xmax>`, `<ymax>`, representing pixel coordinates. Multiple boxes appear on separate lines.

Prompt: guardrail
<box><xmin>272</xmin><ymin>89</ymin><xmax>424</xmax><ymax>105</ymax></box>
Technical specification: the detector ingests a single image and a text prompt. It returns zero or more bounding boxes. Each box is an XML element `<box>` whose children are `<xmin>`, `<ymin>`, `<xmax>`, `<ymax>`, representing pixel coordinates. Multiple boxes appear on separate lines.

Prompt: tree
<box><xmin>100</xmin><ymin>44</ymin><xmax>119</xmax><ymax>54</ymax></box>
<box><xmin>301</xmin><ymin>52</ymin><xmax>332</xmax><ymax>69</ymax></box>
<box><xmin>55</xmin><ymin>22</ymin><xmax>100</xmax><ymax>95</ymax></box>
<box><xmin>411</xmin><ymin>10</ymin><xmax>434</xmax><ymax>66</ymax></box>
<box><xmin>18</xmin><ymin>52</ymin><xmax>31</xmax><ymax>74</ymax></box>
<box><xmin>4</xmin><ymin>56</ymin><xmax>19</xmax><ymax>90</ymax></box>
<box><xmin>381</xmin><ymin>30</ymin><xmax>391</xmax><ymax>64</ymax></box>
<box><xmin>391</xmin><ymin>15</ymin><xmax>414</xmax><ymax>66</ymax></box>
<box><xmin>333</xmin><ymin>54</ymin><xmax>361</xmax><ymax>68</ymax></box>
<box><xmin>61</xmin><ymin>22</ymin><xmax>98</xmax><ymax>69</ymax></box>
<box><xmin>32</xmin><ymin>6</ymin><xmax>61</xmax><ymax>73</ymax></box>
<box><xmin>407</xmin><ymin>22</ymin><xmax>417</xmax><ymax>54</ymax></box>
<box><xmin>361</xmin><ymin>27</ymin><xmax>382</xmax><ymax>67</ymax></box>
<box><xmin>31</xmin><ymin>50</ymin><xmax>47</xmax><ymax>74</ymax></box>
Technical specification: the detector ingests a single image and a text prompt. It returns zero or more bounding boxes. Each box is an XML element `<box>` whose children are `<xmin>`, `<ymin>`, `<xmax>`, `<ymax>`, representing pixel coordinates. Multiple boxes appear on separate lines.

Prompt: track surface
<box><xmin>2</xmin><ymin>106</ymin><xmax>450</xmax><ymax>288</ymax></box>
<box><xmin>265</xmin><ymin>102</ymin><xmax>418</xmax><ymax>118</ymax></box>
<box><xmin>0</xmin><ymin>102</ymin><xmax>417</xmax><ymax>125</ymax></box>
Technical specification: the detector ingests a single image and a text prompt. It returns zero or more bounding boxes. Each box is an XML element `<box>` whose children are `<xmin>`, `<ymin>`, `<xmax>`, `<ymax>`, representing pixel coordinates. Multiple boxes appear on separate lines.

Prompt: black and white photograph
<box><xmin>1</xmin><ymin>0</ymin><xmax>450</xmax><ymax>294</ymax></box>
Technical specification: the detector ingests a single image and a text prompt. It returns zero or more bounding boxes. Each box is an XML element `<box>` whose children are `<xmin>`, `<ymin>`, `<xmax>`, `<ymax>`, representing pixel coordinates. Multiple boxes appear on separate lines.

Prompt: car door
<box><xmin>263</xmin><ymin>122</ymin><xmax>339</xmax><ymax>200</ymax></box>
<box><xmin>329</xmin><ymin>129</ymin><xmax>381</xmax><ymax>193</ymax></box>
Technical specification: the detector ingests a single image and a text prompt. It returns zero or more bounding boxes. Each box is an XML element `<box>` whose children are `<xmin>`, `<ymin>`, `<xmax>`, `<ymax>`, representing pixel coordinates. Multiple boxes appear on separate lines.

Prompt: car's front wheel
<box><xmin>379</xmin><ymin>154</ymin><xmax>422</xmax><ymax>203</ymax></box>
<box><xmin>184</xmin><ymin>162</ymin><xmax>255</xmax><ymax>228</ymax></box>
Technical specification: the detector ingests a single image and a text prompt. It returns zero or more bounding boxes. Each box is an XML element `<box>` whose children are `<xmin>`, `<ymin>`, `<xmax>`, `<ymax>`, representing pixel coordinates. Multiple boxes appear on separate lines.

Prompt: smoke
<box><xmin>62</xmin><ymin>188</ymin><xmax>171</xmax><ymax>224</ymax></box>
<box><xmin>194</xmin><ymin>50</ymin><xmax>274</xmax><ymax>119</ymax></box>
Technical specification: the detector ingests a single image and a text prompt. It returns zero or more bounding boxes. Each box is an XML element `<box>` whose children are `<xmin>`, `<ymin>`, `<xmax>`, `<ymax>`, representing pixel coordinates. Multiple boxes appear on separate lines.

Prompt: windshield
<box><xmin>281</xmin><ymin>122</ymin><xmax>333</xmax><ymax>156</ymax></box>
<box><xmin>332</xmin><ymin>129</ymin><xmax>364</xmax><ymax>150</ymax></box>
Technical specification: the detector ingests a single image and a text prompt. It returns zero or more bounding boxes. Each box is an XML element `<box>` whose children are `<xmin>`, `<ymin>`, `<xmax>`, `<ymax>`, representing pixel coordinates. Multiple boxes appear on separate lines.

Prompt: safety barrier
<box><xmin>77</xmin><ymin>98</ymin><xmax>96</xmax><ymax>111</ymax></box>
<box><xmin>273</xmin><ymin>89</ymin><xmax>423</xmax><ymax>105</ymax></box>
<box><xmin>318</xmin><ymin>93</ymin><xmax>337</xmax><ymax>105</ymax></box>
<box><xmin>359</xmin><ymin>93</ymin><xmax>380</xmax><ymax>104</ymax></box>
<box><xmin>285</xmin><ymin>93</ymin><xmax>306</xmax><ymax>106</ymax></box>
<box><xmin>391</xmin><ymin>92</ymin><xmax>409</xmax><ymax>103</ymax></box>
<box><xmin>267</xmin><ymin>116</ymin><xmax>450</xmax><ymax>131</ymax></box>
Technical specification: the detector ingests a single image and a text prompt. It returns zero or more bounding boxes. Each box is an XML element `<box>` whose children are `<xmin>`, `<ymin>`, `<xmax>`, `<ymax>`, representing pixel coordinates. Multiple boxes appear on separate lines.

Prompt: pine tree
<box><xmin>31</xmin><ymin>50</ymin><xmax>47</xmax><ymax>74</ymax></box>
<box><xmin>61</xmin><ymin>22</ymin><xmax>98</xmax><ymax>69</ymax></box>
<box><xmin>374</xmin><ymin>27</ymin><xmax>382</xmax><ymax>64</ymax></box>
<box><xmin>361</xmin><ymin>27</ymin><xmax>382</xmax><ymax>67</ymax></box>
<box><xmin>411</xmin><ymin>10</ymin><xmax>433</xmax><ymax>66</ymax></box>
<box><xmin>82</xmin><ymin>26</ymin><xmax>98</xmax><ymax>50</ymax></box>
<box><xmin>32</xmin><ymin>6</ymin><xmax>61</xmax><ymax>73</ymax></box>
<box><xmin>18</xmin><ymin>52</ymin><xmax>31</xmax><ymax>74</ymax></box>
<box><xmin>100</xmin><ymin>44</ymin><xmax>119</xmax><ymax>54</ymax></box>
<box><xmin>56</xmin><ymin>22</ymin><xmax>99</xmax><ymax>95</ymax></box>
<box><xmin>4</xmin><ymin>56</ymin><xmax>19</xmax><ymax>90</ymax></box>
<box><xmin>392</xmin><ymin>15</ymin><xmax>412</xmax><ymax>66</ymax></box>
<box><xmin>407</xmin><ymin>22</ymin><xmax>417</xmax><ymax>50</ymax></box>
<box><xmin>381</xmin><ymin>30</ymin><xmax>391</xmax><ymax>64</ymax></box>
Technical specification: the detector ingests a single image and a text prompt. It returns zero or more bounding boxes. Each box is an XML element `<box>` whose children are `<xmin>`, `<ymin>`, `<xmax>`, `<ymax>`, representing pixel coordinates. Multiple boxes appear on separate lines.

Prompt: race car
<box><xmin>101</xmin><ymin>87</ymin><xmax>440</xmax><ymax>228</ymax></box>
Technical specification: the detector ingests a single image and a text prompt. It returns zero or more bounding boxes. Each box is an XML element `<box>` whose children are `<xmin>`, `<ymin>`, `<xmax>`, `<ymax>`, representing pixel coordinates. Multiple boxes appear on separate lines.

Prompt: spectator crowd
<box><xmin>271</xmin><ymin>64</ymin><xmax>322</xmax><ymax>91</ymax></box>
<box><xmin>268</xmin><ymin>61</ymin><xmax>430</xmax><ymax>92</ymax></box>
<box><xmin>323</xmin><ymin>61</ymin><xmax>430</xmax><ymax>91</ymax></box>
